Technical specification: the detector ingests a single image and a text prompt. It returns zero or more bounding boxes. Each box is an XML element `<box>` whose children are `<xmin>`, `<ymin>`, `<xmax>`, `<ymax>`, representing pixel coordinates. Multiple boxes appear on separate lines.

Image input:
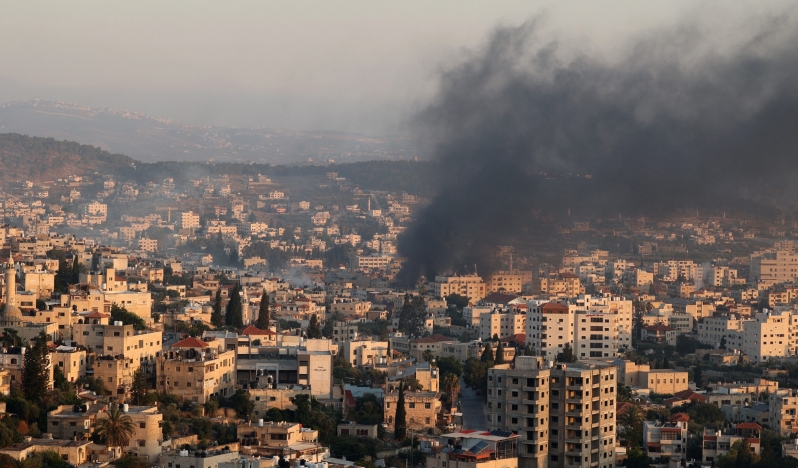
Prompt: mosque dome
<box><xmin>1</xmin><ymin>303</ymin><xmax>23</xmax><ymax>325</ymax></box>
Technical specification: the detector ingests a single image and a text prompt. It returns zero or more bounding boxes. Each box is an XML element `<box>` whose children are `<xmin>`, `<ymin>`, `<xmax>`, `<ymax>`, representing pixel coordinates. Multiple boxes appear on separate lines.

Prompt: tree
<box><xmin>22</xmin><ymin>331</ymin><xmax>50</xmax><ymax>403</ymax></box>
<box><xmin>717</xmin><ymin>439</ymin><xmax>759</xmax><ymax>468</ymax></box>
<box><xmin>495</xmin><ymin>341</ymin><xmax>506</xmax><ymax>364</ymax></box>
<box><xmin>444</xmin><ymin>373</ymin><xmax>460</xmax><ymax>405</ymax></box>
<box><xmin>211</xmin><ymin>289</ymin><xmax>224</xmax><ymax>327</ymax></box>
<box><xmin>307</xmin><ymin>314</ymin><xmax>322</xmax><ymax>339</ymax></box>
<box><xmin>481</xmin><ymin>343</ymin><xmax>494</xmax><ymax>363</ymax></box>
<box><xmin>225</xmin><ymin>285</ymin><xmax>243</xmax><ymax>328</ymax></box>
<box><xmin>444</xmin><ymin>294</ymin><xmax>470</xmax><ymax>310</ymax></box>
<box><xmin>557</xmin><ymin>343</ymin><xmax>576</xmax><ymax>363</ymax></box>
<box><xmin>625</xmin><ymin>447</ymin><xmax>650</xmax><ymax>468</ymax></box>
<box><xmin>618</xmin><ymin>384</ymin><xmax>633</xmax><ymax>402</ymax></box>
<box><xmin>94</xmin><ymin>405</ymin><xmax>135</xmax><ymax>453</ymax></box>
<box><xmin>619</xmin><ymin>405</ymin><xmax>644</xmax><ymax>449</ymax></box>
<box><xmin>694</xmin><ymin>364</ymin><xmax>703</xmax><ymax>388</ymax></box>
<box><xmin>394</xmin><ymin>382</ymin><xmax>407</xmax><ymax>440</ymax></box>
<box><xmin>130</xmin><ymin>368</ymin><xmax>148</xmax><ymax>405</ymax></box>
<box><xmin>110</xmin><ymin>304</ymin><xmax>146</xmax><ymax>330</ymax></box>
<box><xmin>422</xmin><ymin>349</ymin><xmax>434</xmax><ymax>363</ymax></box>
<box><xmin>398</xmin><ymin>294</ymin><xmax>427</xmax><ymax>337</ymax></box>
<box><xmin>71</xmin><ymin>255</ymin><xmax>82</xmax><ymax>284</ymax></box>
<box><xmin>256</xmin><ymin>294</ymin><xmax>271</xmax><ymax>329</ymax></box>
<box><xmin>523</xmin><ymin>343</ymin><xmax>536</xmax><ymax>356</ymax></box>
<box><xmin>436</xmin><ymin>356</ymin><xmax>463</xmax><ymax>378</ymax></box>
<box><xmin>229</xmin><ymin>389</ymin><xmax>255</xmax><ymax>419</ymax></box>
<box><xmin>2</xmin><ymin>328</ymin><xmax>21</xmax><ymax>347</ymax></box>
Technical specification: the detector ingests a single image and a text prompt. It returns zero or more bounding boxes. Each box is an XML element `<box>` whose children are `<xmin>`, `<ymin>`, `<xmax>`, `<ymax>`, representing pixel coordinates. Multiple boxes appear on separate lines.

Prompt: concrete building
<box><xmin>0</xmin><ymin>438</ymin><xmax>93</xmax><ymax>465</ymax></box>
<box><xmin>750</xmin><ymin>249</ymin><xmax>798</xmax><ymax>285</ymax></box>
<box><xmin>52</xmin><ymin>346</ymin><xmax>87</xmax><ymax>383</ymax></box>
<box><xmin>701</xmin><ymin>424</ymin><xmax>761</xmax><ymax>465</ymax></box>
<box><xmin>384</xmin><ymin>365</ymin><xmax>442</xmax><ymax>432</ymax></box>
<box><xmin>426</xmin><ymin>430</ymin><xmax>520</xmax><ymax>468</ymax></box>
<box><xmin>526</xmin><ymin>301</ymin><xmax>573</xmax><ymax>361</ymax></box>
<box><xmin>640</xmin><ymin>370</ymin><xmax>689</xmax><ymax>395</ymax></box>
<box><xmin>527</xmin><ymin>295</ymin><xmax>632</xmax><ymax>361</ymax></box>
<box><xmin>409</xmin><ymin>334</ymin><xmax>455</xmax><ymax>362</ymax></box>
<box><xmin>72</xmin><ymin>322</ymin><xmax>162</xmax><ymax>375</ymax></box>
<box><xmin>697</xmin><ymin>315</ymin><xmax>744</xmax><ymax>348</ymax></box>
<box><xmin>487</xmin><ymin>271</ymin><xmax>532</xmax><ymax>294</ymax></box>
<box><xmin>533</xmin><ymin>275</ymin><xmax>584</xmax><ymax>297</ymax></box>
<box><xmin>480</xmin><ymin>309</ymin><xmax>526</xmax><ymax>340</ymax></box>
<box><xmin>180</xmin><ymin>211</ymin><xmax>201</xmax><ymax>230</ymax></box>
<box><xmin>643</xmin><ymin>417</ymin><xmax>688</xmax><ymax>462</ymax></box>
<box><xmin>432</xmin><ymin>274</ymin><xmax>487</xmax><ymax>303</ymax></box>
<box><xmin>100</xmin><ymin>405</ymin><xmax>163</xmax><ymax>461</ymax></box>
<box><xmin>48</xmin><ymin>404</ymin><xmax>107</xmax><ymax>440</ymax></box>
<box><xmin>337</xmin><ymin>422</ymin><xmax>378</xmax><ymax>438</ymax></box>
<box><xmin>157</xmin><ymin>337</ymin><xmax>236</xmax><ymax>404</ymax></box>
<box><xmin>769</xmin><ymin>389</ymin><xmax>798</xmax><ymax>436</ymax></box>
<box><xmin>486</xmin><ymin>358</ymin><xmax>617</xmax><ymax>468</ymax></box>
<box><xmin>727</xmin><ymin>309</ymin><xmax>798</xmax><ymax>362</ymax></box>
<box><xmin>160</xmin><ymin>447</ymin><xmax>239</xmax><ymax>468</ymax></box>
<box><xmin>237</xmin><ymin>421</ymin><xmax>326</xmax><ymax>462</ymax></box>
<box><xmin>343</xmin><ymin>340</ymin><xmax>389</xmax><ymax>367</ymax></box>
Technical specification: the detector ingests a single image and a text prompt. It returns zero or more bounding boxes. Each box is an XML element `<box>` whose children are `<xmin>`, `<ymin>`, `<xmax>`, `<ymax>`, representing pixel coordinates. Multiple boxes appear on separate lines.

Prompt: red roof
<box><xmin>482</xmin><ymin>293</ymin><xmax>519</xmax><ymax>305</ymax></box>
<box><xmin>542</xmin><ymin>302</ymin><xmax>569</xmax><ymax>313</ymax></box>
<box><xmin>644</xmin><ymin>324</ymin><xmax>674</xmax><ymax>332</ymax></box>
<box><xmin>673</xmin><ymin>389</ymin><xmax>706</xmax><ymax>401</ymax></box>
<box><xmin>671</xmin><ymin>413</ymin><xmax>690</xmax><ymax>422</ymax></box>
<box><xmin>616</xmin><ymin>401</ymin><xmax>634</xmax><ymax>416</ymax></box>
<box><xmin>239</xmin><ymin>325</ymin><xmax>277</xmax><ymax>336</ymax></box>
<box><xmin>172</xmin><ymin>337</ymin><xmax>209</xmax><ymax>348</ymax></box>
<box><xmin>84</xmin><ymin>311</ymin><xmax>109</xmax><ymax>319</ymax></box>
<box><xmin>736</xmin><ymin>422</ymin><xmax>762</xmax><ymax>430</ymax></box>
<box><xmin>501</xmin><ymin>333</ymin><xmax>526</xmax><ymax>343</ymax></box>
<box><xmin>345</xmin><ymin>390</ymin><xmax>356</xmax><ymax>407</ymax></box>
<box><xmin>411</xmin><ymin>334</ymin><xmax>453</xmax><ymax>344</ymax></box>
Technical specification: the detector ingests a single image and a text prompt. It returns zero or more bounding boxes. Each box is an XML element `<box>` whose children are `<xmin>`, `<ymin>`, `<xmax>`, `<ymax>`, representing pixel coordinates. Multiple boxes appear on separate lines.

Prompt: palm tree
<box><xmin>618</xmin><ymin>405</ymin><xmax>644</xmax><ymax>448</ymax></box>
<box><xmin>444</xmin><ymin>374</ymin><xmax>460</xmax><ymax>405</ymax></box>
<box><xmin>94</xmin><ymin>405</ymin><xmax>135</xmax><ymax>456</ymax></box>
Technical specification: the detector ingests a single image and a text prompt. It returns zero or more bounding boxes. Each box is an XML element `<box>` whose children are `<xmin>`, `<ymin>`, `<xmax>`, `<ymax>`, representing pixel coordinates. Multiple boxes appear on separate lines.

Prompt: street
<box><xmin>458</xmin><ymin>377</ymin><xmax>488</xmax><ymax>430</ymax></box>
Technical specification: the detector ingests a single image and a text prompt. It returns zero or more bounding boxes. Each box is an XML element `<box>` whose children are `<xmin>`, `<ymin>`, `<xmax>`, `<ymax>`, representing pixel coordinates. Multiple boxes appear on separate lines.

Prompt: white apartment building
<box><xmin>352</xmin><ymin>254</ymin><xmax>393</xmax><ymax>270</ymax></box>
<box><xmin>487</xmin><ymin>358</ymin><xmax>617</xmax><ymax>468</ymax></box>
<box><xmin>432</xmin><ymin>274</ymin><xmax>487</xmax><ymax>302</ymax></box>
<box><xmin>728</xmin><ymin>309</ymin><xmax>798</xmax><ymax>362</ymax></box>
<box><xmin>82</xmin><ymin>202</ymin><xmax>108</xmax><ymax>217</ymax></box>
<box><xmin>342</xmin><ymin>340</ymin><xmax>389</xmax><ymax>367</ymax></box>
<box><xmin>570</xmin><ymin>295</ymin><xmax>633</xmax><ymax>352</ymax></box>
<box><xmin>527</xmin><ymin>296</ymin><xmax>632</xmax><ymax>361</ymax></box>
<box><xmin>180</xmin><ymin>211</ymin><xmax>201</xmax><ymax>230</ymax></box>
<box><xmin>527</xmin><ymin>301</ymin><xmax>573</xmax><ymax>361</ymax></box>
<box><xmin>463</xmin><ymin>305</ymin><xmax>492</xmax><ymax>327</ymax></box>
<box><xmin>696</xmin><ymin>315</ymin><xmax>744</xmax><ymax>348</ymax></box>
<box><xmin>655</xmin><ymin>260</ymin><xmax>698</xmax><ymax>282</ymax></box>
<box><xmin>137</xmin><ymin>238</ymin><xmax>158</xmax><ymax>252</ymax></box>
<box><xmin>750</xmin><ymin>249</ymin><xmax>798</xmax><ymax>285</ymax></box>
<box><xmin>770</xmin><ymin>389</ymin><xmax>798</xmax><ymax>436</ymax></box>
<box><xmin>480</xmin><ymin>309</ymin><xmax>526</xmax><ymax>340</ymax></box>
<box><xmin>642</xmin><ymin>419</ymin><xmax>688</xmax><ymax>461</ymax></box>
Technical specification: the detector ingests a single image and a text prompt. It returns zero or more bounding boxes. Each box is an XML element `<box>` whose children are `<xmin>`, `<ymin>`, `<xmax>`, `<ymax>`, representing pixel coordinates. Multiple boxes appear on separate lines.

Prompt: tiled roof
<box><xmin>239</xmin><ymin>325</ymin><xmax>277</xmax><ymax>336</ymax></box>
<box><xmin>172</xmin><ymin>337</ymin><xmax>209</xmax><ymax>348</ymax></box>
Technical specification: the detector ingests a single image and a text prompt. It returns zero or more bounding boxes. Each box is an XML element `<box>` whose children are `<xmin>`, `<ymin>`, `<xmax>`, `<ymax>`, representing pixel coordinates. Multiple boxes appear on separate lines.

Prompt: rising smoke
<box><xmin>397</xmin><ymin>13</ymin><xmax>798</xmax><ymax>285</ymax></box>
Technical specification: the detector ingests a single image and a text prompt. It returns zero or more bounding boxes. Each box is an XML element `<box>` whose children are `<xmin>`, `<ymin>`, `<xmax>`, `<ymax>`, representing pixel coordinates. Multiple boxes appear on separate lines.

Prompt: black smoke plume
<box><xmin>397</xmin><ymin>15</ymin><xmax>798</xmax><ymax>285</ymax></box>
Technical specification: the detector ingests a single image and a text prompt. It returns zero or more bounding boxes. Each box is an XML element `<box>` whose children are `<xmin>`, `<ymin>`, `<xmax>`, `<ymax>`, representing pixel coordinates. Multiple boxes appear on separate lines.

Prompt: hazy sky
<box><xmin>0</xmin><ymin>1</ymin><xmax>791</xmax><ymax>135</ymax></box>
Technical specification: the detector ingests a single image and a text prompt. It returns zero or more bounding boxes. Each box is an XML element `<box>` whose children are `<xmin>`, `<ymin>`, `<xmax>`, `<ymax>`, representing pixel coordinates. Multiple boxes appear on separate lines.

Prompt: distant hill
<box><xmin>0</xmin><ymin>100</ymin><xmax>416</xmax><ymax>164</ymax></box>
<box><xmin>0</xmin><ymin>133</ymin><xmax>438</xmax><ymax>195</ymax></box>
<box><xmin>0</xmin><ymin>133</ymin><xmax>137</xmax><ymax>184</ymax></box>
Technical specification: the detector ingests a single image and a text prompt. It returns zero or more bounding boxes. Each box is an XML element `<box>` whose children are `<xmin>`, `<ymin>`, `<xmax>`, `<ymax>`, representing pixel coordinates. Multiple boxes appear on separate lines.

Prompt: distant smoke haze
<box><xmin>397</xmin><ymin>12</ymin><xmax>798</xmax><ymax>284</ymax></box>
